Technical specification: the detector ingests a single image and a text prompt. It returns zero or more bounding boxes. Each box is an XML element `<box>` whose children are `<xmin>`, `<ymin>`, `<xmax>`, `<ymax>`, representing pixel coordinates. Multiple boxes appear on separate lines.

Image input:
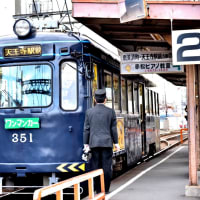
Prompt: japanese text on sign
<box><xmin>4</xmin><ymin>45</ymin><xmax>42</xmax><ymax>58</ymax></box>
<box><xmin>120</xmin><ymin>51</ymin><xmax>184</xmax><ymax>74</ymax></box>
<box><xmin>121</xmin><ymin>51</ymin><xmax>172</xmax><ymax>63</ymax></box>
<box><xmin>5</xmin><ymin>118</ymin><xmax>40</xmax><ymax>129</ymax></box>
<box><xmin>121</xmin><ymin>62</ymin><xmax>184</xmax><ymax>74</ymax></box>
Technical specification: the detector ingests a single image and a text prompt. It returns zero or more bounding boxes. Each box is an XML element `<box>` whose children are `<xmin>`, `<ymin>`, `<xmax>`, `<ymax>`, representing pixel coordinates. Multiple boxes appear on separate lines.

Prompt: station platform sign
<box><xmin>121</xmin><ymin>51</ymin><xmax>184</xmax><ymax>74</ymax></box>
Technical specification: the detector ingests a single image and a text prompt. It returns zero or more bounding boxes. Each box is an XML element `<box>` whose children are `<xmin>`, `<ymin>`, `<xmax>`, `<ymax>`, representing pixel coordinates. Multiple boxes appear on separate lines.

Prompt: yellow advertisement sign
<box><xmin>114</xmin><ymin>117</ymin><xmax>125</xmax><ymax>151</ymax></box>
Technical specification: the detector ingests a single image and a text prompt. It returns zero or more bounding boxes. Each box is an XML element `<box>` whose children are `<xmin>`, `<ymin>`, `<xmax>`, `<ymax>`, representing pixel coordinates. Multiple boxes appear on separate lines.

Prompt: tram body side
<box><xmin>0</xmin><ymin>31</ymin><xmax>160</xmax><ymax>186</ymax></box>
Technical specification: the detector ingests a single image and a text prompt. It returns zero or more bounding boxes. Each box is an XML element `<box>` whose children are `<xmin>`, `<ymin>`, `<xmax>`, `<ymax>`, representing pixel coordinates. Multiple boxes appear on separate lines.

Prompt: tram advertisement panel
<box><xmin>114</xmin><ymin>117</ymin><xmax>125</xmax><ymax>151</ymax></box>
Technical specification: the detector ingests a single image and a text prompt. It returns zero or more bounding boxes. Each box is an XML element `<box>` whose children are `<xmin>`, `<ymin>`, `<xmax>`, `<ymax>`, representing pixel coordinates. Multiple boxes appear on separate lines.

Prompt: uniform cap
<box><xmin>95</xmin><ymin>89</ymin><xmax>106</xmax><ymax>102</ymax></box>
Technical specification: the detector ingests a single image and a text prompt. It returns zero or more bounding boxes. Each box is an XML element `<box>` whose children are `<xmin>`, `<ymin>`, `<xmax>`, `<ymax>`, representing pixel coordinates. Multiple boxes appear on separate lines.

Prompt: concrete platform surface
<box><xmin>106</xmin><ymin>145</ymin><xmax>199</xmax><ymax>200</ymax></box>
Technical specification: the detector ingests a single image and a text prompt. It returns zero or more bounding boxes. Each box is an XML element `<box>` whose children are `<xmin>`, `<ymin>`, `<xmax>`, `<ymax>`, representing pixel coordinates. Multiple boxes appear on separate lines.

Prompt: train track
<box><xmin>160</xmin><ymin>130</ymin><xmax>188</xmax><ymax>150</ymax></box>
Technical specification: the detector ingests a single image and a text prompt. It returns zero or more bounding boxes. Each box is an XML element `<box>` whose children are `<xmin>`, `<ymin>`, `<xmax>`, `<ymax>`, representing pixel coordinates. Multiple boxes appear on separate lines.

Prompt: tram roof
<box><xmin>0</xmin><ymin>32</ymin><xmax>82</xmax><ymax>44</ymax></box>
<box><xmin>71</xmin><ymin>0</ymin><xmax>200</xmax><ymax>86</ymax></box>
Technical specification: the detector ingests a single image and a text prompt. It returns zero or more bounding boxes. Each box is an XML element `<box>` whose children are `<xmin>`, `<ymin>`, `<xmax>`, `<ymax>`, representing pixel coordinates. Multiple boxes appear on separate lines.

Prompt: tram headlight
<box><xmin>13</xmin><ymin>19</ymin><xmax>35</xmax><ymax>38</ymax></box>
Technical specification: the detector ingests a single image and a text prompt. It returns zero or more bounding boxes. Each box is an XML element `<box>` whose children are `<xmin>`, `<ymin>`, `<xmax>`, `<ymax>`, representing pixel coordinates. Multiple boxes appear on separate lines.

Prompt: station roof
<box><xmin>72</xmin><ymin>0</ymin><xmax>200</xmax><ymax>86</ymax></box>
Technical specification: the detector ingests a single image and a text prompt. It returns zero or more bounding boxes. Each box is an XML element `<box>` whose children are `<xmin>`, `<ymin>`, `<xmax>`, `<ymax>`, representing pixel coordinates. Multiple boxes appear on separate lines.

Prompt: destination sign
<box><xmin>5</xmin><ymin>118</ymin><xmax>40</xmax><ymax>129</ymax></box>
<box><xmin>120</xmin><ymin>51</ymin><xmax>184</xmax><ymax>74</ymax></box>
<box><xmin>4</xmin><ymin>45</ymin><xmax>42</xmax><ymax>58</ymax></box>
<box><xmin>121</xmin><ymin>62</ymin><xmax>184</xmax><ymax>74</ymax></box>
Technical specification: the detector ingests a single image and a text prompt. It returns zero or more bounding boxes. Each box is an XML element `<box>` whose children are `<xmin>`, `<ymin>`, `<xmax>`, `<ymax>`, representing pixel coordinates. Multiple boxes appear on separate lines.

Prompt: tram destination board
<box><xmin>4</xmin><ymin>118</ymin><xmax>40</xmax><ymax>129</ymax></box>
<box><xmin>4</xmin><ymin>45</ymin><xmax>42</xmax><ymax>58</ymax></box>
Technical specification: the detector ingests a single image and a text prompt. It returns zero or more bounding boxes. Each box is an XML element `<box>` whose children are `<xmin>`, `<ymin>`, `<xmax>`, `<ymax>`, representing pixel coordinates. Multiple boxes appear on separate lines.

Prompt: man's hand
<box><xmin>114</xmin><ymin>143</ymin><xmax>120</xmax><ymax>151</ymax></box>
<box><xmin>83</xmin><ymin>144</ymin><xmax>90</xmax><ymax>153</ymax></box>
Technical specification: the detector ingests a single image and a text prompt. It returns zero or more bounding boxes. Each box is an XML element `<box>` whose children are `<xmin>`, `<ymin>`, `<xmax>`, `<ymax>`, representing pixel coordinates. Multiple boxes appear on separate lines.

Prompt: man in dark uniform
<box><xmin>83</xmin><ymin>88</ymin><xmax>120</xmax><ymax>193</ymax></box>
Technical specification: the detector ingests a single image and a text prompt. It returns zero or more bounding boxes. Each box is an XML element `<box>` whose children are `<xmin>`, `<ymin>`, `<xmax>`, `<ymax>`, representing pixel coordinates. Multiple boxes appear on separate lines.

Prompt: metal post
<box><xmin>186</xmin><ymin>65</ymin><xmax>198</xmax><ymax>185</ymax></box>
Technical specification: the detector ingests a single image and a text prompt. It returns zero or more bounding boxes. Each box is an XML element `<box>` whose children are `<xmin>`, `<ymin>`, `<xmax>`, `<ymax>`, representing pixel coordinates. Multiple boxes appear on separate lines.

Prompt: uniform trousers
<box><xmin>91</xmin><ymin>147</ymin><xmax>113</xmax><ymax>193</ymax></box>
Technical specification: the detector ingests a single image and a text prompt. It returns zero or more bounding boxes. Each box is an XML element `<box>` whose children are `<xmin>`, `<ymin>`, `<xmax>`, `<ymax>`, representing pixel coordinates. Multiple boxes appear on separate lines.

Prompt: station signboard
<box><xmin>120</xmin><ymin>0</ymin><xmax>147</xmax><ymax>23</ymax></box>
<box><xmin>121</xmin><ymin>51</ymin><xmax>184</xmax><ymax>74</ymax></box>
<box><xmin>172</xmin><ymin>29</ymin><xmax>200</xmax><ymax>65</ymax></box>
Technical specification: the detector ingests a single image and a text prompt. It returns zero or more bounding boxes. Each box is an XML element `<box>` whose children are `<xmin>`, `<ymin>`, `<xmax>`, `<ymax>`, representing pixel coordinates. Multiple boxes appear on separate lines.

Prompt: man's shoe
<box><xmin>105</xmin><ymin>191</ymin><xmax>110</xmax><ymax>194</ymax></box>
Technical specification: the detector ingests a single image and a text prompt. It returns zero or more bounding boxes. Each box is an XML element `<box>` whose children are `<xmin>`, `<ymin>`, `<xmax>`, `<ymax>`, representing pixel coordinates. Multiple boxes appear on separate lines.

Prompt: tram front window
<box><xmin>61</xmin><ymin>62</ymin><xmax>77</xmax><ymax>110</ymax></box>
<box><xmin>0</xmin><ymin>64</ymin><xmax>52</xmax><ymax>108</ymax></box>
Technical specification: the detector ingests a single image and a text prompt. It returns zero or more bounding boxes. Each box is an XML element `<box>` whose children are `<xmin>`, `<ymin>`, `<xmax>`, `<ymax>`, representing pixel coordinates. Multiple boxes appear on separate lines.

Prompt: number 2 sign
<box><xmin>172</xmin><ymin>29</ymin><xmax>200</xmax><ymax>65</ymax></box>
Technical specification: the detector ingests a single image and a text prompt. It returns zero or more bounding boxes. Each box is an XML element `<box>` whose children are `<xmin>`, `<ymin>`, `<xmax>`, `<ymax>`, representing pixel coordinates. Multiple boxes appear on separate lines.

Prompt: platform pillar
<box><xmin>187</xmin><ymin>65</ymin><xmax>198</xmax><ymax>185</ymax></box>
<box><xmin>185</xmin><ymin>65</ymin><xmax>199</xmax><ymax>197</ymax></box>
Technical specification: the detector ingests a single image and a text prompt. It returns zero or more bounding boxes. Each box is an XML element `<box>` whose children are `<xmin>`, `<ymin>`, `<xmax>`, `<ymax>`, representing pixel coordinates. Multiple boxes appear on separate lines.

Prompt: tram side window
<box><xmin>154</xmin><ymin>92</ymin><xmax>157</xmax><ymax>115</ymax></box>
<box><xmin>133</xmin><ymin>83</ymin><xmax>139</xmax><ymax>114</ymax></box>
<box><xmin>104</xmin><ymin>71</ymin><xmax>112</xmax><ymax>108</ymax></box>
<box><xmin>152</xmin><ymin>91</ymin><xmax>155</xmax><ymax>115</ymax></box>
<box><xmin>145</xmin><ymin>89</ymin><xmax>149</xmax><ymax>114</ymax></box>
<box><xmin>157</xmin><ymin>93</ymin><xmax>160</xmax><ymax>115</ymax></box>
<box><xmin>61</xmin><ymin>62</ymin><xmax>77</xmax><ymax>110</ymax></box>
<box><xmin>149</xmin><ymin>90</ymin><xmax>153</xmax><ymax>114</ymax></box>
<box><xmin>121</xmin><ymin>78</ymin><xmax>127</xmax><ymax>113</ymax></box>
<box><xmin>127</xmin><ymin>80</ymin><xmax>133</xmax><ymax>113</ymax></box>
<box><xmin>0</xmin><ymin>64</ymin><xmax>52</xmax><ymax>108</ymax></box>
<box><xmin>113</xmin><ymin>74</ymin><xmax>120</xmax><ymax>110</ymax></box>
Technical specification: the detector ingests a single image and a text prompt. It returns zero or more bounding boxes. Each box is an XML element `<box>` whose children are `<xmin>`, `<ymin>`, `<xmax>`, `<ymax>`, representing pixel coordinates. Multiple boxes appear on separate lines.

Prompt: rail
<box><xmin>33</xmin><ymin>169</ymin><xmax>105</xmax><ymax>200</ymax></box>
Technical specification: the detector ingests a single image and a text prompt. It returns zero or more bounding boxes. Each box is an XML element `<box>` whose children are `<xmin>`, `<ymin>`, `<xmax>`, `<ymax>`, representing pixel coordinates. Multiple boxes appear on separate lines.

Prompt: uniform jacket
<box><xmin>83</xmin><ymin>104</ymin><xmax>118</xmax><ymax>148</ymax></box>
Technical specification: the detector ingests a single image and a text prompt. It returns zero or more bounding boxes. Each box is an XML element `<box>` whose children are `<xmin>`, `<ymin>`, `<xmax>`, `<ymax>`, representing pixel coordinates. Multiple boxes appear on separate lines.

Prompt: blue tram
<box><xmin>0</xmin><ymin>19</ymin><xmax>160</xmax><ymax>188</ymax></box>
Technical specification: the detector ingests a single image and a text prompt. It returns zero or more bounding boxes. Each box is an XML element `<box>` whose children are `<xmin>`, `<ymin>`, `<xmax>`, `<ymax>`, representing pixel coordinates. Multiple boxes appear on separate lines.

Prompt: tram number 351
<box><xmin>12</xmin><ymin>133</ymin><xmax>33</xmax><ymax>143</ymax></box>
<box><xmin>176</xmin><ymin>32</ymin><xmax>200</xmax><ymax>62</ymax></box>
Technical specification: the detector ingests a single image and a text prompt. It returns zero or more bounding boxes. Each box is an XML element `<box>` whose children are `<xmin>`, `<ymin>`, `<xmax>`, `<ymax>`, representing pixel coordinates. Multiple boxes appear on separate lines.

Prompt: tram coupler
<box><xmin>49</xmin><ymin>173</ymin><xmax>59</xmax><ymax>185</ymax></box>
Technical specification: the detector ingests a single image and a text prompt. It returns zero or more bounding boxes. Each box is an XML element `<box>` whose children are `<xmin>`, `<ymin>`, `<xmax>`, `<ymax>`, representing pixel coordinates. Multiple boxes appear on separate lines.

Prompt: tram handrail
<box><xmin>180</xmin><ymin>128</ymin><xmax>188</xmax><ymax>144</ymax></box>
<box><xmin>33</xmin><ymin>169</ymin><xmax>105</xmax><ymax>200</ymax></box>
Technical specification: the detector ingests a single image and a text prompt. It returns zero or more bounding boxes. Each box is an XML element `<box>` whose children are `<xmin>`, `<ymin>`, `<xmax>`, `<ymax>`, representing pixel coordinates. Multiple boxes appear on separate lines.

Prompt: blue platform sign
<box><xmin>120</xmin><ymin>0</ymin><xmax>147</xmax><ymax>23</ymax></box>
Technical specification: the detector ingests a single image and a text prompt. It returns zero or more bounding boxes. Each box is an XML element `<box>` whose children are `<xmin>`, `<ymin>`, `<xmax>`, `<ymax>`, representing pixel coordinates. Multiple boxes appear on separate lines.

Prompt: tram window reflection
<box><xmin>61</xmin><ymin>62</ymin><xmax>77</xmax><ymax>110</ymax></box>
<box><xmin>145</xmin><ymin>89</ymin><xmax>149</xmax><ymax>114</ymax></box>
<box><xmin>0</xmin><ymin>64</ymin><xmax>52</xmax><ymax>108</ymax></box>
<box><xmin>152</xmin><ymin>91</ymin><xmax>155</xmax><ymax>115</ymax></box>
<box><xmin>113</xmin><ymin>74</ymin><xmax>120</xmax><ymax>110</ymax></box>
<box><xmin>104</xmin><ymin>71</ymin><xmax>112</xmax><ymax>108</ymax></box>
<box><xmin>133</xmin><ymin>83</ymin><xmax>139</xmax><ymax>114</ymax></box>
<box><xmin>127</xmin><ymin>80</ymin><xmax>133</xmax><ymax>113</ymax></box>
<box><xmin>121</xmin><ymin>78</ymin><xmax>127</xmax><ymax>113</ymax></box>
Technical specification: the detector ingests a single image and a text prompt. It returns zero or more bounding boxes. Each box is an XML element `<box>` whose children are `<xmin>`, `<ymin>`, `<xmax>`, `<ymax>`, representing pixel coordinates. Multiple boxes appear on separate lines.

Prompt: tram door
<box><xmin>139</xmin><ymin>84</ymin><xmax>146</xmax><ymax>155</ymax></box>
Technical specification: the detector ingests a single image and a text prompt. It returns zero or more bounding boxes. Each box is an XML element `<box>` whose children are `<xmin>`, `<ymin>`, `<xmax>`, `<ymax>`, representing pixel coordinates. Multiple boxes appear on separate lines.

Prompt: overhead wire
<box><xmin>55</xmin><ymin>0</ymin><xmax>62</xmax><ymax>17</ymax></box>
<box><xmin>32</xmin><ymin>0</ymin><xmax>40</xmax><ymax>20</ymax></box>
<box><xmin>64</xmin><ymin>0</ymin><xmax>73</xmax><ymax>31</ymax></box>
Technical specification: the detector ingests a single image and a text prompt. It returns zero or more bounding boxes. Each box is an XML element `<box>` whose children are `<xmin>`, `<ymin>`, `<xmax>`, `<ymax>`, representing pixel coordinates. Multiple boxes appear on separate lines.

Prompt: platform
<box><xmin>106</xmin><ymin>144</ymin><xmax>198</xmax><ymax>200</ymax></box>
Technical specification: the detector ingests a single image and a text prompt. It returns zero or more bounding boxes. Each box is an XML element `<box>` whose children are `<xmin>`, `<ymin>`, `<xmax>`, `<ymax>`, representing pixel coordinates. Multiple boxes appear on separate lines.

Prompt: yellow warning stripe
<box><xmin>56</xmin><ymin>163</ymin><xmax>85</xmax><ymax>172</ymax></box>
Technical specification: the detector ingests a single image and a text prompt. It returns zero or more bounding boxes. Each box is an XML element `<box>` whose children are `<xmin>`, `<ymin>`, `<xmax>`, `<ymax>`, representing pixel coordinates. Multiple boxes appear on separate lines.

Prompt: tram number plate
<box><xmin>12</xmin><ymin>133</ymin><xmax>33</xmax><ymax>143</ymax></box>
